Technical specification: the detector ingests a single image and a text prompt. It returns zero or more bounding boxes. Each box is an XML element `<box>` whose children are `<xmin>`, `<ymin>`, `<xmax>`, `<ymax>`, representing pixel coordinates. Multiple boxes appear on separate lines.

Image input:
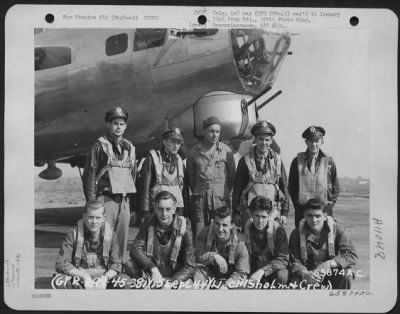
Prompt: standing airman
<box><xmin>288</xmin><ymin>126</ymin><xmax>340</xmax><ymax>227</ymax></box>
<box><xmin>233</xmin><ymin>120</ymin><xmax>289</xmax><ymax>229</ymax></box>
<box><xmin>137</xmin><ymin>127</ymin><xmax>187</xmax><ymax>221</ymax></box>
<box><xmin>186</xmin><ymin>116</ymin><xmax>236</xmax><ymax>237</ymax></box>
<box><xmin>82</xmin><ymin>106</ymin><xmax>137</xmax><ymax>264</ymax></box>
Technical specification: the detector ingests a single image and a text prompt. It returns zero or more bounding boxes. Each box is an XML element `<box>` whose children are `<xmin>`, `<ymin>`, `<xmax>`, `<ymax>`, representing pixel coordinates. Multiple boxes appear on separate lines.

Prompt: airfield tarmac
<box><xmin>35</xmin><ymin>176</ymin><xmax>369</xmax><ymax>290</ymax></box>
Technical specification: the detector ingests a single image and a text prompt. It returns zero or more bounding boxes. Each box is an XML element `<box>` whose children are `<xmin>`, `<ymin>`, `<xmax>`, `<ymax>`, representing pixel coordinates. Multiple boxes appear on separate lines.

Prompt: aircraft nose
<box><xmin>230</xmin><ymin>29</ymin><xmax>291</xmax><ymax>94</ymax></box>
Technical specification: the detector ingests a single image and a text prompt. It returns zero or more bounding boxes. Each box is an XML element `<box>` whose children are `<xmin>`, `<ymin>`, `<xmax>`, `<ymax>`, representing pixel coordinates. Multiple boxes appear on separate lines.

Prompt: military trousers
<box><xmin>190</xmin><ymin>189</ymin><xmax>230</xmax><ymax>238</ymax></box>
<box><xmin>99</xmin><ymin>194</ymin><xmax>131</xmax><ymax>264</ymax></box>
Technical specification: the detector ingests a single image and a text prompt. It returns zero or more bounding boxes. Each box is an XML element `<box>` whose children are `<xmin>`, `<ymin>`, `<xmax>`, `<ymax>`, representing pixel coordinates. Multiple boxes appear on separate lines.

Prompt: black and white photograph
<box><xmin>4</xmin><ymin>5</ymin><xmax>397</xmax><ymax>312</ymax></box>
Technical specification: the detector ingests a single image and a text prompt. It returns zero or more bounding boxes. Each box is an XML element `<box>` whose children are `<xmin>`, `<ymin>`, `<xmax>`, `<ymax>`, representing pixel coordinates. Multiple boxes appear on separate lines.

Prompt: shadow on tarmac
<box><xmin>35</xmin><ymin>206</ymin><xmax>84</xmax><ymax>225</ymax></box>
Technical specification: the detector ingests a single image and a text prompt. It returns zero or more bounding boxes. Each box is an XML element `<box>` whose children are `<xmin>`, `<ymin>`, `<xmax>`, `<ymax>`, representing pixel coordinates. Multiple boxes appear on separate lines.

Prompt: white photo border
<box><xmin>4</xmin><ymin>5</ymin><xmax>398</xmax><ymax>312</ymax></box>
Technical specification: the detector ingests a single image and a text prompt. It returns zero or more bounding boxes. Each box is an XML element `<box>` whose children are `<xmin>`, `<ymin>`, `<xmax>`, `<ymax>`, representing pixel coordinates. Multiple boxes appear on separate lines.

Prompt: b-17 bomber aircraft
<box><xmin>35</xmin><ymin>28</ymin><xmax>291</xmax><ymax>179</ymax></box>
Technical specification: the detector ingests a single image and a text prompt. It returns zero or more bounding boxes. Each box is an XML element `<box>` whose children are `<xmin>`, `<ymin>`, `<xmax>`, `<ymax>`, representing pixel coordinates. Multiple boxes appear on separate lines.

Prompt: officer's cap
<box><xmin>162</xmin><ymin>127</ymin><xmax>184</xmax><ymax>143</ymax></box>
<box><xmin>249</xmin><ymin>195</ymin><xmax>273</xmax><ymax>213</ymax></box>
<box><xmin>105</xmin><ymin>106</ymin><xmax>128</xmax><ymax>122</ymax></box>
<box><xmin>203</xmin><ymin>116</ymin><xmax>221</xmax><ymax>129</ymax></box>
<box><xmin>251</xmin><ymin>120</ymin><xmax>276</xmax><ymax>136</ymax></box>
<box><xmin>304</xmin><ymin>198</ymin><xmax>324</xmax><ymax>211</ymax></box>
<box><xmin>302</xmin><ymin>126</ymin><xmax>325</xmax><ymax>140</ymax></box>
<box><xmin>85</xmin><ymin>200</ymin><xmax>105</xmax><ymax>213</ymax></box>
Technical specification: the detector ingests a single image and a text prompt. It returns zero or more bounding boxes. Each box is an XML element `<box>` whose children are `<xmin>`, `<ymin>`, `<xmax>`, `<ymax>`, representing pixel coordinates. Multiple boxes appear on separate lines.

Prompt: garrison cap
<box><xmin>203</xmin><ymin>116</ymin><xmax>221</xmax><ymax>129</ymax></box>
<box><xmin>105</xmin><ymin>106</ymin><xmax>128</xmax><ymax>122</ymax></box>
<box><xmin>251</xmin><ymin>120</ymin><xmax>276</xmax><ymax>136</ymax></box>
<box><xmin>85</xmin><ymin>199</ymin><xmax>105</xmax><ymax>212</ymax></box>
<box><xmin>162</xmin><ymin>127</ymin><xmax>184</xmax><ymax>142</ymax></box>
<box><xmin>304</xmin><ymin>198</ymin><xmax>324</xmax><ymax>211</ymax></box>
<box><xmin>302</xmin><ymin>126</ymin><xmax>325</xmax><ymax>140</ymax></box>
<box><xmin>249</xmin><ymin>195</ymin><xmax>273</xmax><ymax>213</ymax></box>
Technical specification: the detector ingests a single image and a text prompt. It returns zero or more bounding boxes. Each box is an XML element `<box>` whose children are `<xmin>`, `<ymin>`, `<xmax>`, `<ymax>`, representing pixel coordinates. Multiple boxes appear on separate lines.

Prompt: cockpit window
<box><xmin>134</xmin><ymin>29</ymin><xmax>167</xmax><ymax>51</ymax></box>
<box><xmin>35</xmin><ymin>46</ymin><xmax>71</xmax><ymax>71</ymax></box>
<box><xmin>106</xmin><ymin>33</ymin><xmax>128</xmax><ymax>56</ymax></box>
<box><xmin>35</xmin><ymin>47</ymin><xmax>71</xmax><ymax>71</ymax></box>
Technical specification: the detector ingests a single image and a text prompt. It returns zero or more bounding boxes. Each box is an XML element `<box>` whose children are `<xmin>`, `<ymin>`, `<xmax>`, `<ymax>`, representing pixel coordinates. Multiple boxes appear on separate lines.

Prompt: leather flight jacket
<box><xmin>130</xmin><ymin>215</ymin><xmax>196</xmax><ymax>282</ymax></box>
<box><xmin>83</xmin><ymin>135</ymin><xmax>137</xmax><ymax>202</ymax></box>
<box><xmin>138</xmin><ymin>149</ymin><xmax>189</xmax><ymax>214</ymax></box>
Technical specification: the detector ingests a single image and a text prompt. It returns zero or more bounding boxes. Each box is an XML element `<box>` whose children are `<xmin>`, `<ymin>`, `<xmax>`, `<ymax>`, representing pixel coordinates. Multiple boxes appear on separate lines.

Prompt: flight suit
<box><xmin>233</xmin><ymin>147</ymin><xmax>289</xmax><ymax>229</ymax></box>
<box><xmin>194</xmin><ymin>224</ymin><xmax>250</xmax><ymax>289</ymax></box>
<box><xmin>125</xmin><ymin>215</ymin><xmax>196</xmax><ymax>283</ymax></box>
<box><xmin>186</xmin><ymin>141</ymin><xmax>236</xmax><ymax>237</ymax></box>
<box><xmin>82</xmin><ymin>134</ymin><xmax>137</xmax><ymax>264</ymax></box>
<box><xmin>288</xmin><ymin>150</ymin><xmax>340</xmax><ymax>227</ymax></box>
<box><xmin>245</xmin><ymin>218</ymin><xmax>289</xmax><ymax>285</ymax></box>
<box><xmin>54</xmin><ymin>220</ymin><xmax>129</xmax><ymax>289</ymax></box>
<box><xmin>138</xmin><ymin>148</ymin><xmax>188</xmax><ymax>217</ymax></box>
<box><xmin>289</xmin><ymin>218</ymin><xmax>358</xmax><ymax>289</ymax></box>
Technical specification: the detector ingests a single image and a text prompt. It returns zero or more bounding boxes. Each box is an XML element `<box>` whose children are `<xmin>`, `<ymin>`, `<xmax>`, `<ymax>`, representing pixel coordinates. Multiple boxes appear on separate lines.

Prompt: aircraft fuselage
<box><xmin>35</xmin><ymin>28</ymin><xmax>290</xmax><ymax>166</ymax></box>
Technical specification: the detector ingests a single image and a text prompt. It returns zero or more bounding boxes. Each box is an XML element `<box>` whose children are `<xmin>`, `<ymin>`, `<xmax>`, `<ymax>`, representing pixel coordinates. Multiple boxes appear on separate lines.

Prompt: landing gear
<box><xmin>38</xmin><ymin>160</ymin><xmax>62</xmax><ymax>180</ymax></box>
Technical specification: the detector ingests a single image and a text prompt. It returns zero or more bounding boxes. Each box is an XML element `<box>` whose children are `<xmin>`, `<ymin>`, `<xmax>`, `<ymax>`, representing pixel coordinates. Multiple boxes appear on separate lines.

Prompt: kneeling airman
<box><xmin>194</xmin><ymin>206</ymin><xmax>250</xmax><ymax>289</ymax></box>
<box><xmin>288</xmin><ymin>198</ymin><xmax>358</xmax><ymax>289</ymax></box>
<box><xmin>245</xmin><ymin>196</ymin><xmax>289</xmax><ymax>287</ymax></box>
<box><xmin>53</xmin><ymin>200</ymin><xmax>130</xmax><ymax>289</ymax></box>
<box><xmin>125</xmin><ymin>191</ymin><xmax>196</xmax><ymax>289</ymax></box>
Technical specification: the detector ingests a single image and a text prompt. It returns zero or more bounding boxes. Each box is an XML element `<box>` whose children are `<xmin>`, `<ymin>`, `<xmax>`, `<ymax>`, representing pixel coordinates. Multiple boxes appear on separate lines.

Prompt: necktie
<box><xmin>259</xmin><ymin>155</ymin><xmax>265</xmax><ymax>170</ymax></box>
<box><xmin>310</xmin><ymin>156</ymin><xmax>316</xmax><ymax>174</ymax></box>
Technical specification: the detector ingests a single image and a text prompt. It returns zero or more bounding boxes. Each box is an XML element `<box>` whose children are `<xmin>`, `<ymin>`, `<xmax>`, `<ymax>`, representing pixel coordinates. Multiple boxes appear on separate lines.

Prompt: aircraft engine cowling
<box><xmin>167</xmin><ymin>91</ymin><xmax>257</xmax><ymax>152</ymax></box>
<box><xmin>167</xmin><ymin>91</ymin><xmax>257</xmax><ymax>149</ymax></box>
<box><xmin>193</xmin><ymin>91</ymin><xmax>257</xmax><ymax>140</ymax></box>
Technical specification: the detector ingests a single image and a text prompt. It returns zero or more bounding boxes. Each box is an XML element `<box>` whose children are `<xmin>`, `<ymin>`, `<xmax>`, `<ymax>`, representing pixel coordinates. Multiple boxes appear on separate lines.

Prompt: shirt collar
<box><xmin>197</xmin><ymin>141</ymin><xmax>222</xmax><ymax>152</ymax></box>
<box><xmin>161</xmin><ymin>147</ymin><xmax>177</xmax><ymax>163</ymax></box>
<box><xmin>250</xmin><ymin>222</ymin><xmax>272</xmax><ymax>238</ymax></box>
<box><xmin>105</xmin><ymin>134</ymin><xmax>128</xmax><ymax>149</ymax></box>
<box><xmin>153</xmin><ymin>215</ymin><xmax>180</xmax><ymax>232</ymax></box>
<box><xmin>83</xmin><ymin>223</ymin><xmax>104</xmax><ymax>241</ymax></box>
<box><xmin>171</xmin><ymin>215</ymin><xmax>181</xmax><ymax>231</ymax></box>
<box><xmin>216</xmin><ymin>232</ymin><xmax>237</xmax><ymax>248</ymax></box>
<box><xmin>254</xmin><ymin>146</ymin><xmax>273</xmax><ymax>159</ymax></box>
<box><xmin>305</xmin><ymin>149</ymin><xmax>325</xmax><ymax>160</ymax></box>
<box><xmin>304</xmin><ymin>220</ymin><xmax>331</xmax><ymax>242</ymax></box>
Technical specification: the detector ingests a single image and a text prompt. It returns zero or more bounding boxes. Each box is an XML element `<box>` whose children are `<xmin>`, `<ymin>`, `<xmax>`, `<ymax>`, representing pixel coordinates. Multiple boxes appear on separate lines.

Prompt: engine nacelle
<box><xmin>193</xmin><ymin>91</ymin><xmax>257</xmax><ymax>140</ymax></box>
<box><xmin>143</xmin><ymin>91</ymin><xmax>260</xmax><ymax>155</ymax></box>
<box><xmin>168</xmin><ymin>91</ymin><xmax>257</xmax><ymax>144</ymax></box>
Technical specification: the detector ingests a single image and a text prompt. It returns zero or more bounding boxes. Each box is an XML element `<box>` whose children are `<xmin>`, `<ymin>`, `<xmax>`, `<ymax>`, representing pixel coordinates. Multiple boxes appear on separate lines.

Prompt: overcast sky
<box><xmin>258</xmin><ymin>29</ymin><xmax>369</xmax><ymax>178</ymax></box>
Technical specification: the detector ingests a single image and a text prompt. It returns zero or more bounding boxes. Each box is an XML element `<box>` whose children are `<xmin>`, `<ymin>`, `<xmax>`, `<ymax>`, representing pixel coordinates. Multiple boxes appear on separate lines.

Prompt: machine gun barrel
<box><xmin>242</xmin><ymin>85</ymin><xmax>272</xmax><ymax>109</ymax></box>
<box><xmin>256</xmin><ymin>90</ymin><xmax>282</xmax><ymax>111</ymax></box>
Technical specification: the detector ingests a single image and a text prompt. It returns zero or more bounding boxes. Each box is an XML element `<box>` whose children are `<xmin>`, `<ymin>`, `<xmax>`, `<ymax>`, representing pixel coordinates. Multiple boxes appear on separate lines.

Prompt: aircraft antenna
<box><xmin>164</xmin><ymin>117</ymin><xmax>169</xmax><ymax>130</ymax></box>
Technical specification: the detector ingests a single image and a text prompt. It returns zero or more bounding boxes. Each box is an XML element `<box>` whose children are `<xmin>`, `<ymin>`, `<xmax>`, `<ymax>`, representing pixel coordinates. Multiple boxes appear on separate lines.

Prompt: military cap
<box><xmin>249</xmin><ymin>195</ymin><xmax>273</xmax><ymax>213</ymax></box>
<box><xmin>104</xmin><ymin>106</ymin><xmax>128</xmax><ymax>122</ymax></box>
<box><xmin>304</xmin><ymin>198</ymin><xmax>323</xmax><ymax>210</ymax></box>
<box><xmin>251</xmin><ymin>120</ymin><xmax>276</xmax><ymax>136</ymax></box>
<box><xmin>302</xmin><ymin>126</ymin><xmax>325</xmax><ymax>140</ymax></box>
<box><xmin>162</xmin><ymin>127</ymin><xmax>184</xmax><ymax>142</ymax></box>
<box><xmin>85</xmin><ymin>199</ymin><xmax>105</xmax><ymax>212</ymax></box>
<box><xmin>203</xmin><ymin>116</ymin><xmax>221</xmax><ymax>129</ymax></box>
